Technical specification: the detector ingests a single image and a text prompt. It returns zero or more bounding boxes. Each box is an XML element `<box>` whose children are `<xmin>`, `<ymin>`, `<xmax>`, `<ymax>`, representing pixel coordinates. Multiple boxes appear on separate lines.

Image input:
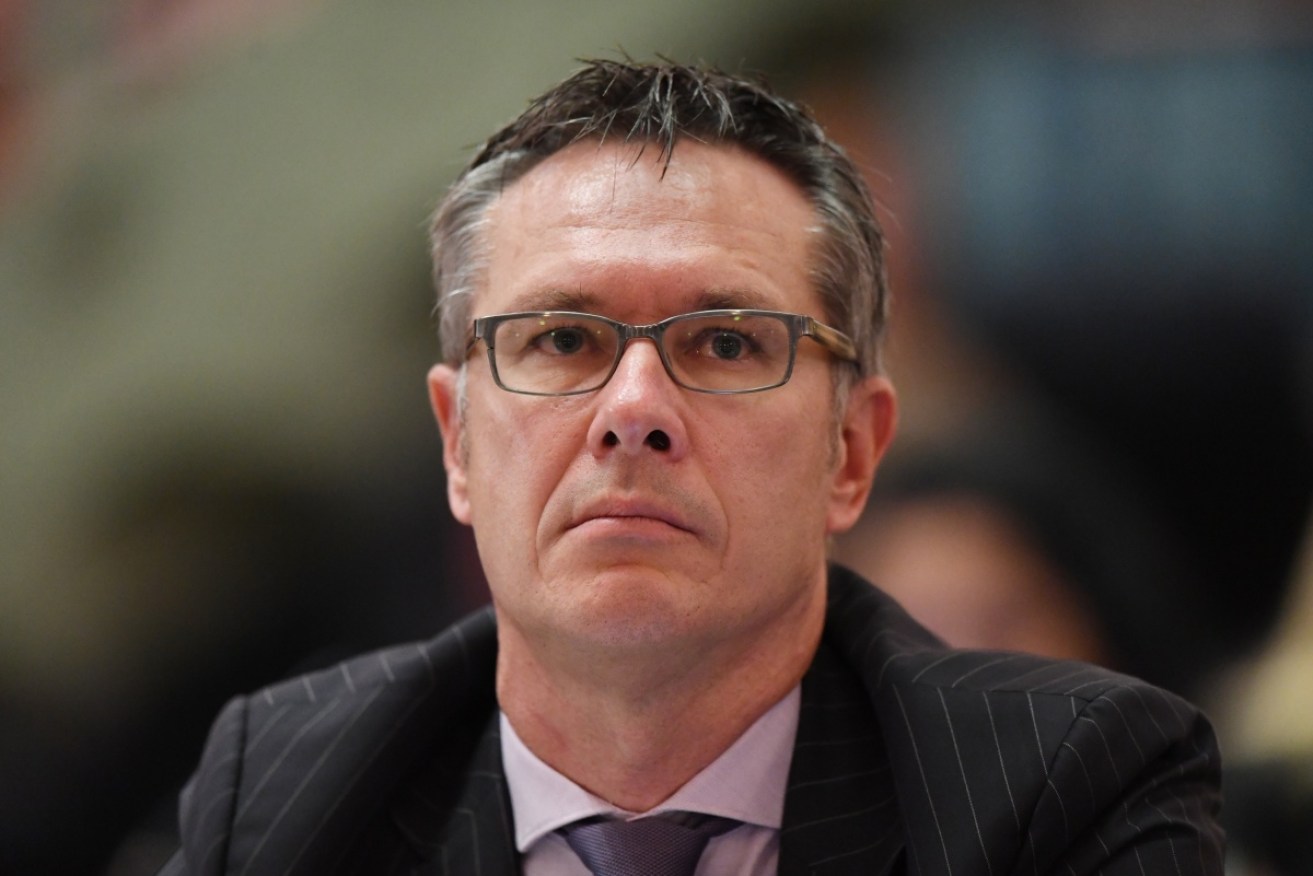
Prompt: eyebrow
<box><xmin>507</xmin><ymin>288</ymin><xmax>603</xmax><ymax>312</ymax></box>
<box><xmin>692</xmin><ymin>288</ymin><xmax>773</xmax><ymax>311</ymax></box>
<box><xmin>506</xmin><ymin>286</ymin><xmax>774</xmax><ymax>315</ymax></box>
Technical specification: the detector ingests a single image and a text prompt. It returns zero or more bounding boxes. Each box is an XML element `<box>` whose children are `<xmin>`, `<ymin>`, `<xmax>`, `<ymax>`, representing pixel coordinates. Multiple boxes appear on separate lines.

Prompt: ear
<box><xmin>826</xmin><ymin>375</ymin><xmax>897</xmax><ymax>535</ymax></box>
<box><xmin>428</xmin><ymin>364</ymin><xmax>472</xmax><ymax>525</ymax></box>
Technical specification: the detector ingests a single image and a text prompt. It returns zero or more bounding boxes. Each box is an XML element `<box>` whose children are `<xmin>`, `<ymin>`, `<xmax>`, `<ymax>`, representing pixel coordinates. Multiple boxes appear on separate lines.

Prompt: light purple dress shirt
<box><xmin>501</xmin><ymin>685</ymin><xmax>801</xmax><ymax>876</ymax></box>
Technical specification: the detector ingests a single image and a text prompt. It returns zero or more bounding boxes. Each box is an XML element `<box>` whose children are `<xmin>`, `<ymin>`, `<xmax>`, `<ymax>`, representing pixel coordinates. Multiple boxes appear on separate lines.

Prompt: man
<box><xmin>162</xmin><ymin>60</ymin><xmax>1224</xmax><ymax>875</ymax></box>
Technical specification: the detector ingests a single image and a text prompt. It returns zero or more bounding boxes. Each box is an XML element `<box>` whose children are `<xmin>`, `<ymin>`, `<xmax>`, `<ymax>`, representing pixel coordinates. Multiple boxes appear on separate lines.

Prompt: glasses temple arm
<box><xmin>805</xmin><ymin>318</ymin><xmax>858</xmax><ymax>363</ymax></box>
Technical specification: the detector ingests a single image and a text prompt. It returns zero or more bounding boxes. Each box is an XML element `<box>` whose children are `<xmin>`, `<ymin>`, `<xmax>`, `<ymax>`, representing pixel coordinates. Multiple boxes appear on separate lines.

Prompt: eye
<box><xmin>538</xmin><ymin>326</ymin><xmax>586</xmax><ymax>355</ymax></box>
<box><xmin>688</xmin><ymin>326</ymin><xmax>760</xmax><ymax>362</ymax></box>
<box><xmin>666</xmin><ymin>314</ymin><xmax>783</xmax><ymax>376</ymax></box>
<box><xmin>709</xmin><ymin>331</ymin><xmax>747</xmax><ymax>360</ymax></box>
<box><xmin>521</xmin><ymin>323</ymin><xmax>603</xmax><ymax>357</ymax></box>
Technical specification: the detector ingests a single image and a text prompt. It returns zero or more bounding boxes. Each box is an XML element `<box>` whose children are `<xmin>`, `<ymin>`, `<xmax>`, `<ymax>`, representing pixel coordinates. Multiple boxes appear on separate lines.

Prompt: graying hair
<box><xmin>429</xmin><ymin>58</ymin><xmax>888</xmax><ymax>382</ymax></box>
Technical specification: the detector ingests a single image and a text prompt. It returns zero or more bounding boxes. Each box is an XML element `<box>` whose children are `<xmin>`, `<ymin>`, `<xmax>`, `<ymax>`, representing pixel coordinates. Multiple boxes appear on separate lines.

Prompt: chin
<box><xmin>559</xmin><ymin>567</ymin><xmax>712</xmax><ymax>645</ymax></box>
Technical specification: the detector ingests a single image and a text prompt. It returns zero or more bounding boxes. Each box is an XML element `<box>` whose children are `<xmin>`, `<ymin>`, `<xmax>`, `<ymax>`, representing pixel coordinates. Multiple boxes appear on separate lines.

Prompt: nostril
<box><xmin>603</xmin><ymin>432</ymin><xmax>620</xmax><ymax>448</ymax></box>
<box><xmin>646</xmin><ymin>430</ymin><xmax>671</xmax><ymax>451</ymax></box>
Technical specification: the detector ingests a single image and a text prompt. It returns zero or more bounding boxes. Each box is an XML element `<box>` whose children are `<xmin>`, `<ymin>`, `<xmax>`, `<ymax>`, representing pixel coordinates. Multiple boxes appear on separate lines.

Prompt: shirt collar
<box><xmin>501</xmin><ymin>685</ymin><xmax>801</xmax><ymax>853</ymax></box>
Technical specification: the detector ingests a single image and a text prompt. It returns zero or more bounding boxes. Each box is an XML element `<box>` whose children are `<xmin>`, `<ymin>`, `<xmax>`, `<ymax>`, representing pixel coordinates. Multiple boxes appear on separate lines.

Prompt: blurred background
<box><xmin>1</xmin><ymin>0</ymin><xmax>1310</xmax><ymax>872</ymax></box>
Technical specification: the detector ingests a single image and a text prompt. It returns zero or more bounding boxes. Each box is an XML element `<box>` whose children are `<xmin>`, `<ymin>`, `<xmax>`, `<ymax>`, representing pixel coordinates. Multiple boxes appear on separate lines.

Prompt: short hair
<box><xmin>429</xmin><ymin>58</ymin><xmax>888</xmax><ymax>377</ymax></box>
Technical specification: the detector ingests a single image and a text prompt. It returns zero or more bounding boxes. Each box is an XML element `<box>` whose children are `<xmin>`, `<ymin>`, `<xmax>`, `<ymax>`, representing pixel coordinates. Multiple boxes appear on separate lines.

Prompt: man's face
<box><xmin>429</xmin><ymin>139</ymin><xmax>893</xmax><ymax>661</ymax></box>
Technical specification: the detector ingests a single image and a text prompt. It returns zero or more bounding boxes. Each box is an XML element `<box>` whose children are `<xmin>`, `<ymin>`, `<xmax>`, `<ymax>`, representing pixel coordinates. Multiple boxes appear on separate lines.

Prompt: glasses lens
<box><xmin>662</xmin><ymin>312</ymin><xmax>793</xmax><ymax>392</ymax></box>
<box><xmin>491</xmin><ymin>314</ymin><xmax>619</xmax><ymax>394</ymax></box>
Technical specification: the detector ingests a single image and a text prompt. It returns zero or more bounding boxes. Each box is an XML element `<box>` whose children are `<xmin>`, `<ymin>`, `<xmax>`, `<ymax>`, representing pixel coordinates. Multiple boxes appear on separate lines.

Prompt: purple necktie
<box><xmin>560</xmin><ymin>812</ymin><xmax>738</xmax><ymax>876</ymax></box>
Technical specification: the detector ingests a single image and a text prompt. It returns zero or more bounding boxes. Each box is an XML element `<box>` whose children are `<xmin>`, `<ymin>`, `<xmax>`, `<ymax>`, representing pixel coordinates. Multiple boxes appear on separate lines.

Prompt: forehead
<box><xmin>476</xmin><ymin>139</ymin><xmax>820</xmax><ymax>317</ymax></box>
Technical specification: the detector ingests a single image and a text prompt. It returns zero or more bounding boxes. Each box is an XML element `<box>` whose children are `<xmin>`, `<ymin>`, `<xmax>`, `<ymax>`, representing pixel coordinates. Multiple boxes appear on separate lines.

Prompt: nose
<box><xmin>585</xmin><ymin>338</ymin><xmax>688</xmax><ymax>460</ymax></box>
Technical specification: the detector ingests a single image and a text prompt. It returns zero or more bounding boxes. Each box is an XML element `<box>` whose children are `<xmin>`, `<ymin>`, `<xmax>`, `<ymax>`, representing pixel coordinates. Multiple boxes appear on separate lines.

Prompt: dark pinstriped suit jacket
<box><xmin>161</xmin><ymin>566</ymin><xmax>1224</xmax><ymax>875</ymax></box>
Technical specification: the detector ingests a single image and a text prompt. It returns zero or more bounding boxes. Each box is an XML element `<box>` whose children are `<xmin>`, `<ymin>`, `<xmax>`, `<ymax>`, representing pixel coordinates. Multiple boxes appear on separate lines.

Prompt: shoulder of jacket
<box><xmin>242</xmin><ymin>605</ymin><xmax>497</xmax><ymax>722</ymax></box>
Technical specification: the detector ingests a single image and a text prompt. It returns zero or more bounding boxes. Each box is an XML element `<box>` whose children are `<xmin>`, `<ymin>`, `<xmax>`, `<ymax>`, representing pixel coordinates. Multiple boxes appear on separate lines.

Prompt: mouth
<box><xmin>569</xmin><ymin>498</ymin><xmax>696</xmax><ymax>537</ymax></box>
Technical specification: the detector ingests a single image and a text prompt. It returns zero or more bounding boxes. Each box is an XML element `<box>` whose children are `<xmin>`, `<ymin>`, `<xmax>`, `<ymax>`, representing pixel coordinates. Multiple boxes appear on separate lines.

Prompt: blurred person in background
<box><xmin>887</xmin><ymin>1</ymin><xmax>1313</xmax><ymax>680</ymax></box>
<box><xmin>836</xmin><ymin>401</ymin><xmax>1204</xmax><ymax>696</ymax></box>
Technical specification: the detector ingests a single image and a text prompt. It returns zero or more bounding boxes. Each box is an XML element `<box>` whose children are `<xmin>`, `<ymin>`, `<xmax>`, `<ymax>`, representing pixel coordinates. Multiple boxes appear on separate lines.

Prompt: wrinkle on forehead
<box><xmin>503</xmin><ymin>287</ymin><xmax>777</xmax><ymax>316</ymax></box>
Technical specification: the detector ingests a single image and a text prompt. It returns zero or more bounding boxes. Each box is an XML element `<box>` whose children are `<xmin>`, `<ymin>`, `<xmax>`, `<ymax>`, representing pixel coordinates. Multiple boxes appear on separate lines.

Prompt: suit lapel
<box><xmin>391</xmin><ymin>710</ymin><xmax>520</xmax><ymax>876</ymax></box>
<box><xmin>779</xmin><ymin>639</ymin><xmax>905</xmax><ymax>876</ymax></box>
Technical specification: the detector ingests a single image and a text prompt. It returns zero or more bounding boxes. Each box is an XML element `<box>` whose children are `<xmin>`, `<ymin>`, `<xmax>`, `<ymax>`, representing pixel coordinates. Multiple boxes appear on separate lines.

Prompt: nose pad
<box><xmin>601</xmin><ymin>429</ymin><xmax>672</xmax><ymax>451</ymax></box>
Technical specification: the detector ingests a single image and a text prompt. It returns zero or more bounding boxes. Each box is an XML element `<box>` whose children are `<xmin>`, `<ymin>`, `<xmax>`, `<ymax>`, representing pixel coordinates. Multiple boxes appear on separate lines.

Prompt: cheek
<box><xmin>718</xmin><ymin>409</ymin><xmax>833</xmax><ymax>533</ymax></box>
<box><xmin>463</xmin><ymin>394</ymin><xmax>584</xmax><ymax>522</ymax></box>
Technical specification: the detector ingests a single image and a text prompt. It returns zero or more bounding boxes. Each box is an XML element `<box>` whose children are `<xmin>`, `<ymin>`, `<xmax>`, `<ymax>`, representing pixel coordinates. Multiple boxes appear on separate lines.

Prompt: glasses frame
<box><xmin>466</xmin><ymin>309</ymin><xmax>859</xmax><ymax>397</ymax></box>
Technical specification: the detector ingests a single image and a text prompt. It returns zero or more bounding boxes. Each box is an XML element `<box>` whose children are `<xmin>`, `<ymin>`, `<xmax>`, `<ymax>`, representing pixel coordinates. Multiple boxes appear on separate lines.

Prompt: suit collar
<box><xmin>823</xmin><ymin>563</ymin><xmax>946</xmax><ymax>692</ymax></box>
<box><xmin>775</xmin><ymin>564</ymin><xmax>948</xmax><ymax>875</ymax></box>
<box><xmin>778</xmin><ymin>635</ymin><xmax>905</xmax><ymax>876</ymax></box>
<box><xmin>391</xmin><ymin>709</ymin><xmax>520</xmax><ymax>876</ymax></box>
<box><xmin>383</xmin><ymin>608</ymin><xmax>517</xmax><ymax>876</ymax></box>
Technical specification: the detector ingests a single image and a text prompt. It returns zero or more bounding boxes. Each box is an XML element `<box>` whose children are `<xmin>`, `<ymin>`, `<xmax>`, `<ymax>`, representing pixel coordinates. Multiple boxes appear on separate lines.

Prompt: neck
<box><xmin>495</xmin><ymin>592</ymin><xmax>824</xmax><ymax>812</ymax></box>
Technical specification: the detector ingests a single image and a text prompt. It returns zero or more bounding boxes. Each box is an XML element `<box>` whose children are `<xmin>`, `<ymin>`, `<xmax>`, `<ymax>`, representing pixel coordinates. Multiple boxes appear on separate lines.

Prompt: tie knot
<box><xmin>560</xmin><ymin>812</ymin><xmax>738</xmax><ymax>876</ymax></box>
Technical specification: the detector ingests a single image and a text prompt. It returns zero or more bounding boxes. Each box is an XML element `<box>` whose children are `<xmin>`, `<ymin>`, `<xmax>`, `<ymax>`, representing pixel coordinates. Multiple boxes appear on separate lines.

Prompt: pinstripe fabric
<box><xmin>162</xmin><ymin>566</ymin><xmax>1223</xmax><ymax>875</ymax></box>
<box><xmin>822</xmin><ymin>564</ymin><xmax>1225</xmax><ymax>876</ymax></box>
<box><xmin>161</xmin><ymin>608</ymin><xmax>505</xmax><ymax>876</ymax></box>
<box><xmin>778</xmin><ymin>640</ymin><xmax>905</xmax><ymax>875</ymax></box>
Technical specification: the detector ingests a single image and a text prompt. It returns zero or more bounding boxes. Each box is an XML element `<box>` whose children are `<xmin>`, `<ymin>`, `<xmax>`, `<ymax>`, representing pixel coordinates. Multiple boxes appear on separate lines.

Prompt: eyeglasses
<box><xmin>466</xmin><ymin>309</ymin><xmax>858</xmax><ymax>396</ymax></box>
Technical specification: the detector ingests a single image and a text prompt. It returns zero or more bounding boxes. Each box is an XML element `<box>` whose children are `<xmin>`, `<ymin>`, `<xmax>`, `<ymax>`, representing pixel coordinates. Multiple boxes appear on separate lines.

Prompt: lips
<box><xmin>569</xmin><ymin>497</ymin><xmax>695</xmax><ymax>535</ymax></box>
